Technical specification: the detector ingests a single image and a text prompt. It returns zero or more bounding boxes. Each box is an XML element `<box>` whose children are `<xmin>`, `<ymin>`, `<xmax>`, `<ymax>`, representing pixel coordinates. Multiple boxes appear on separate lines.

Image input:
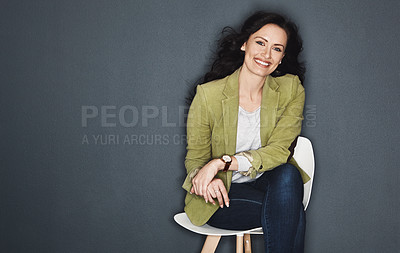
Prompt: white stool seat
<box><xmin>174</xmin><ymin>213</ymin><xmax>263</xmax><ymax>237</ymax></box>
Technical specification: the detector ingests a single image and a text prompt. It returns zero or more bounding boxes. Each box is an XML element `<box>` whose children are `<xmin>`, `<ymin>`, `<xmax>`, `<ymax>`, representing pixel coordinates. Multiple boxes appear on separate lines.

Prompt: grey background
<box><xmin>1</xmin><ymin>0</ymin><xmax>399</xmax><ymax>252</ymax></box>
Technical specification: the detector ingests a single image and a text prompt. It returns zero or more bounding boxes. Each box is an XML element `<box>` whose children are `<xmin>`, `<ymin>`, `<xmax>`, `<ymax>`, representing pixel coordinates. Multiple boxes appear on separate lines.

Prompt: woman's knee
<box><xmin>272</xmin><ymin>163</ymin><xmax>303</xmax><ymax>188</ymax></box>
<box><xmin>266</xmin><ymin>164</ymin><xmax>304</xmax><ymax>206</ymax></box>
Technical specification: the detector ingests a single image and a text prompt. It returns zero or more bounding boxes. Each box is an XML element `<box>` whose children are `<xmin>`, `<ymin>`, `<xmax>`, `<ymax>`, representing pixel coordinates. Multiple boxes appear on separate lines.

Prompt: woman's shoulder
<box><xmin>272</xmin><ymin>73</ymin><xmax>301</xmax><ymax>85</ymax></box>
<box><xmin>196</xmin><ymin>75</ymin><xmax>230</xmax><ymax>97</ymax></box>
<box><xmin>272</xmin><ymin>74</ymin><xmax>304</xmax><ymax>93</ymax></box>
<box><xmin>199</xmin><ymin>75</ymin><xmax>229</xmax><ymax>89</ymax></box>
<box><xmin>198</xmin><ymin>68</ymin><xmax>240</xmax><ymax>96</ymax></box>
<box><xmin>267</xmin><ymin>74</ymin><xmax>304</xmax><ymax>101</ymax></box>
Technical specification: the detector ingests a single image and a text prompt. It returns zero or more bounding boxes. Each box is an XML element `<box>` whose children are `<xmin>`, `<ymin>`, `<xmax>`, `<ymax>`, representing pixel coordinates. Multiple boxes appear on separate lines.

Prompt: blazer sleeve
<box><xmin>242</xmin><ymin>75</ymin><xmax>305</xmax><ymax>178</ymax></box>
<box><xmin>182</xmin><ymin>85</ymin><xmax>212</xmax><ymax>192</ymax></box>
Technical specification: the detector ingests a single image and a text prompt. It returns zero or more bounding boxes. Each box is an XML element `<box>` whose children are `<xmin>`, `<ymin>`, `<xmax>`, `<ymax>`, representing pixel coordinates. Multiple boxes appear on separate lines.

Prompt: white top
<box><xmin>232</xmin><ymin>106</ymin><xmax>264</xmax><ymax>183</ymax></box>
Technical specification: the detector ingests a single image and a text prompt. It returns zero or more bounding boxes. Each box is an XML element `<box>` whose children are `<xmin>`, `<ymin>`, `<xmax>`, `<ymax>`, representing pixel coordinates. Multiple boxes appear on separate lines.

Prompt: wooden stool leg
<box><xmin>244</xmin><ymin>234</ymin><xmax>252</xmax><ymax>253</ymax></box>
<box><xmin>201</xmin><ymin>235</ymin><xmax>221</xmax><ymax>253</ymax></box>
<box><xmin>236</xmin><ymin>234</ymin><xmax>244</xmax><ymax>253</ymax></box>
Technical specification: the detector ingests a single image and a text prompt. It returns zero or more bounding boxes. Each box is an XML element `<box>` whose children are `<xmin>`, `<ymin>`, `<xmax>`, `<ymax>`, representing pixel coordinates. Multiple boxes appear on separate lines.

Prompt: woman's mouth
<box><xmin>255</xmin><ymin>59</ymin><xmax>271</xmax><ymax>67</ymax></box>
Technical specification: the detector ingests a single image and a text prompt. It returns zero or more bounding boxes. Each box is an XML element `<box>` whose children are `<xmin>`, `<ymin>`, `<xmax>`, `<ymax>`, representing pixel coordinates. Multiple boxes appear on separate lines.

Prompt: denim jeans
<box><xmin>207</xmin><ymin>163</ymin><xmax>305</xmax><ymax>253</ymax></box>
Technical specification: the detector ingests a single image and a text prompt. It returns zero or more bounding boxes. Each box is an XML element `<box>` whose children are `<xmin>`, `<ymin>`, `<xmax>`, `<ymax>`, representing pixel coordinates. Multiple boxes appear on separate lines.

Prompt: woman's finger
<box><xmin>193</xmin><ymin>184</ymin><xmax>198</xmax><ymax>195</ymax></box>
<box><xmin>214</xmin><ymin>180</ymin><xmax>229</xmax><ymax>207</ymax></box>
<box><xmin>207</xmin><ymin>188</ymin><xmax>216</xmax><ymax>205</ymax></box>
<box><xmin>219</xmin><ymin>185</ymin><xmax>230</xmax><ymax>207</ymax></box>
<box><xmin>215</xmin><ymin>188</ymin><xmax>224</xmax><ymax>208</ymax></box>
<box><xmin>209</xmin><ymin>187</ymin><xmax>217</xmax><ymax>199</ymax></box>
<box><xmin>200</xmin><ymin>182</ymin><xmax>208</xmax><ymax>202</ymax></box>
<box><xmin>206</xmin><ymin>190</ymin><xmax>215</xmax><ymax>205</ymax></box>
<box><xmin>201</xmin><ymin>181</ymin><xmax>209</xmax><ymax>197</ymax></box>
<box><xmin>191</xmin><ymin>179</ymin><xmax>198</xmax><ymax>195</ymax></box>
<box><xmin>204</xmin><ymin>187</ymin><xmax>212</xmax><ymax>203</ymax></box>
<box><xmin>198</xmin><ymin>182</ymin><xmax>204</xmax><ymax>197</ymax></box>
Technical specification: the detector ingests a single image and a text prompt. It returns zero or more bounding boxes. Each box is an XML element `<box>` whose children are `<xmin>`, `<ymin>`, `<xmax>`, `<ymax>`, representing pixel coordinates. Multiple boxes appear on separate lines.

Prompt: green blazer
<box><xmin>182</xmin><ymin>68</ymin><xmax>310</xmax><ymax>226</ymax></box>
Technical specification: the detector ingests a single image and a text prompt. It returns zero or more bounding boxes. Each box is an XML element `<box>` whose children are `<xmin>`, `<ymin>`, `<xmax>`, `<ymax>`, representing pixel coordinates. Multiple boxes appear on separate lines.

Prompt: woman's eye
<box><xmin>273</xmin><ymin>47</ymin><xmax>282</xmax><ymax>52</ymax></box>
<box><xmin>256</xmin><ymin>41</ymin><xmax>264</xmax><ymax>46</ymax></box>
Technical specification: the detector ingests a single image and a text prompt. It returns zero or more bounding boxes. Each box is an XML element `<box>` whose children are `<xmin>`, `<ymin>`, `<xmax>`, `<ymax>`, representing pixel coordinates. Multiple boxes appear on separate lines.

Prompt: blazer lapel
<box><xmin>260</xmin><ymin>75</ymin><xmax>280</xmax><ymax>145</ymax></box>
<box><xmin>222</xmin><ymin>69</ymin><xmax>240</xmax><ymax>155</ymax></box>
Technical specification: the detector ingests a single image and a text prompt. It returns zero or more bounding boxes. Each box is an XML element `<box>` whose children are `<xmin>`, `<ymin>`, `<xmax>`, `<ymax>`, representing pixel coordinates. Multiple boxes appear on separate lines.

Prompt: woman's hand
<box><xmin>206</xmin><ymin>178</ymin><xmax>230</xmax><ymax>208</ymax></box>
<box><xmin>190</xmin><ymin>178</ymin><xmax>229</xmax><ymax>208</ymax></box>
<box><xmin>190</xmin><ymin>159</ymin><xmax>224</xmax><ymax>202</ymax></box>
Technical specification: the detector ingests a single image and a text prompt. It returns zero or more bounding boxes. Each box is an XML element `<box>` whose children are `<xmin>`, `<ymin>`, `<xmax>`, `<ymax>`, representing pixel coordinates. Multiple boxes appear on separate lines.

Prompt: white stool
<box><xmin>175</xmin><ymin>136</ymin><xmax>315</xmax><ymax>253</ymax></box>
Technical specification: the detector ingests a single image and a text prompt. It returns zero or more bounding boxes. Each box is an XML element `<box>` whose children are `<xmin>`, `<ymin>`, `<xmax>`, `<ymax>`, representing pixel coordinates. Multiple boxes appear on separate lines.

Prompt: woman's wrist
<box><xmin>212</xmin><ymin>156</ymin><xmax>238</xmax><ymax>172</ymax></box>
<box><xmin>212</xmin><ymin>158</ymin><xmax>226</xmax><ymax>172</ymax></box>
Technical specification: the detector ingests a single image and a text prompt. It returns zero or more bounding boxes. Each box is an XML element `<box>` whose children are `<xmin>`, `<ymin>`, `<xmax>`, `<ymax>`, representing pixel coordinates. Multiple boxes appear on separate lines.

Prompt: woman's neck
<box><xmin>238</xmin><ymin>67</ymin><xmax>267</xmax><ymax>111</ymax></box>
<box><xmin>238</xmin><ymin>67</ymin><xmax>266</xmax><ymax>102</ymax></box>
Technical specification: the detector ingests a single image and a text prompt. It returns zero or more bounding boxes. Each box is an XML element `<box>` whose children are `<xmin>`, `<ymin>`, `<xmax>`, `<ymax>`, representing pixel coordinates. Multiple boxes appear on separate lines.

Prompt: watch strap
<box><xmin>221</xmin><ymin>157</ymin><xmax>232</xmax><ymax>172</ymax></box>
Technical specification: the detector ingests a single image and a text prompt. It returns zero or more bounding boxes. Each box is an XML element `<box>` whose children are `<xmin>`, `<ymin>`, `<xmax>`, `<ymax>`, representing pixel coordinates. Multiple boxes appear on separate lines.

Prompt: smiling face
<box><xmin>240</xmin><ymin>23</ymin><xmax>288</xmax><ymax>78</ymax></box>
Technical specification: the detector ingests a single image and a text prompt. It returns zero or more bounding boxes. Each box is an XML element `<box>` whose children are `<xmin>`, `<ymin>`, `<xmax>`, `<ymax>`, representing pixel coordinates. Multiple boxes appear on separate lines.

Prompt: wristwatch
<box><xmin>221</xmin><ymin>155</ymin><xmax>232</xmax><ymax>172</ymax></box>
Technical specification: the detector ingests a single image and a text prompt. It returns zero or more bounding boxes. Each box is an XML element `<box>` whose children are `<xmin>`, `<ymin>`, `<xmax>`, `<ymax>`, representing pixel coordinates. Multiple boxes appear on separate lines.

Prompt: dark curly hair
<box><xmin>188</xmin><ymin>11</ymin><xmax>305</xmax><ymax>103</ymax></box>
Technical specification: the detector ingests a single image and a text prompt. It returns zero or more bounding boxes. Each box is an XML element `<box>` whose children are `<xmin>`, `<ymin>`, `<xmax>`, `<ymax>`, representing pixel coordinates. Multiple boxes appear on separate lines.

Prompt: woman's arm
<box><xmin>183</xmin><ymin>85</ymin><xmax>239</xmax><ymax>201</ymax></box>
<box><xmin>182</xmin><ymin>85</ymin><xmax>212</xmax><ymax>192</ymax></box>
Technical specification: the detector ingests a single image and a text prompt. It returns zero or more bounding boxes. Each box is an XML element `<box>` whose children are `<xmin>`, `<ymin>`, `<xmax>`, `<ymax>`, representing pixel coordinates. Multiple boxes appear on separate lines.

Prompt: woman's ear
<box><xmin>280</xmin><ymin>54</ymin><xmax>285</xmax><ymax>64</ymax></box>
<box><xmin>240</xmin><ymin>42</ymin><xmax>246</xmax><ymax>51</ymax></box>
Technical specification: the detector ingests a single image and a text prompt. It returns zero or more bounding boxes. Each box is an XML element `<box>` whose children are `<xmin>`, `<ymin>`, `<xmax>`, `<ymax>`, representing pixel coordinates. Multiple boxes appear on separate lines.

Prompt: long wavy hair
<box><xmin>188</xmin><ymin>11</ymin><xmax>305</xmax><ymax>103</ymax></box>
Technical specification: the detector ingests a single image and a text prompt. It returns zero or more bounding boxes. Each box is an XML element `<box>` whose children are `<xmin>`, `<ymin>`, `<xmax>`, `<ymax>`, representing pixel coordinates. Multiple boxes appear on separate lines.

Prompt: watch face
<box><xmin>222</xmin><ymin>155</ymin><xmax>231</xmax><ymax>163</ymax></box>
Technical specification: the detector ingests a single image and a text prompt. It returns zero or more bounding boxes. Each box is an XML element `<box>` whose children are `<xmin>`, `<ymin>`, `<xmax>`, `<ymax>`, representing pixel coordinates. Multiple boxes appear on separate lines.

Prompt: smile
<box><xmin>255</xmin><ymin>59</ymin><xmax>271</xmax><ymax>67</ymax></box>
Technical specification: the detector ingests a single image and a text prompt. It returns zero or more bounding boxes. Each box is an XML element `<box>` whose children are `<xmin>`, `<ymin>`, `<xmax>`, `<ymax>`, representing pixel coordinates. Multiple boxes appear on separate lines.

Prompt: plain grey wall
<box><xmin>1</xmin><ymin>0</ymin><xmax>399</xmax><ymax>252</ymax></box>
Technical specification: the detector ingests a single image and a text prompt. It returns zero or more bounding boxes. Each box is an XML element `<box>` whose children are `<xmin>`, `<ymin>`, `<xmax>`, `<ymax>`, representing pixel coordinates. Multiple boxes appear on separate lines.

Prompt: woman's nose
<box><xmin>261</xmin><ymin>48</ymin><xmax>271</xmax><ymax>58</ymax></box>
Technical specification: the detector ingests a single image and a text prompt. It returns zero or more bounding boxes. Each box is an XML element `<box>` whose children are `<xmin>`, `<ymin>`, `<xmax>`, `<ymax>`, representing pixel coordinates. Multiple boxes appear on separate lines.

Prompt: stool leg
<box><xmin>201</xmin><ymin>235</ymin><xmax>221</xmax><ymax>253</ymax></box>
<box><xmin>244</xmin><ymin>234</ymin><xmax>252</xmax><ymax>253</ymax></box>
<box><xmin>236</xmin><ymin>234</ymin><xmax>244</xmax><ymax>253</ymax></box>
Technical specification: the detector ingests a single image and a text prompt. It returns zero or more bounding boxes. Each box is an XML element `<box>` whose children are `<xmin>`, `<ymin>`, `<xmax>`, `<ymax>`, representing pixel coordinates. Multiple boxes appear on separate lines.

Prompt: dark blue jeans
<box><xmin>207</xmin><ymin>163</ymin><xmax>305</xmax><ymax>253</ymax></box>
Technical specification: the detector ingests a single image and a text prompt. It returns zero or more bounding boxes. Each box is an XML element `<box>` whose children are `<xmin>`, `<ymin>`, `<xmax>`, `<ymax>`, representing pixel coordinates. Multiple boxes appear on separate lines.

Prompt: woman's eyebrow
<box><xmin>254</xmin><ymin>36</ymin><xmax>285</xmax><ymax>47</ymax></box>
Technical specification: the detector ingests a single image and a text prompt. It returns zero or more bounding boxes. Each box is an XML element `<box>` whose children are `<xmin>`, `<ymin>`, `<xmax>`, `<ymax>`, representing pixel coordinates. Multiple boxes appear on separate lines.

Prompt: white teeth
<box><xmin>255</xmin><ymin>59</ymin><xmax>270</xmax><ymax>66</ymax></box>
